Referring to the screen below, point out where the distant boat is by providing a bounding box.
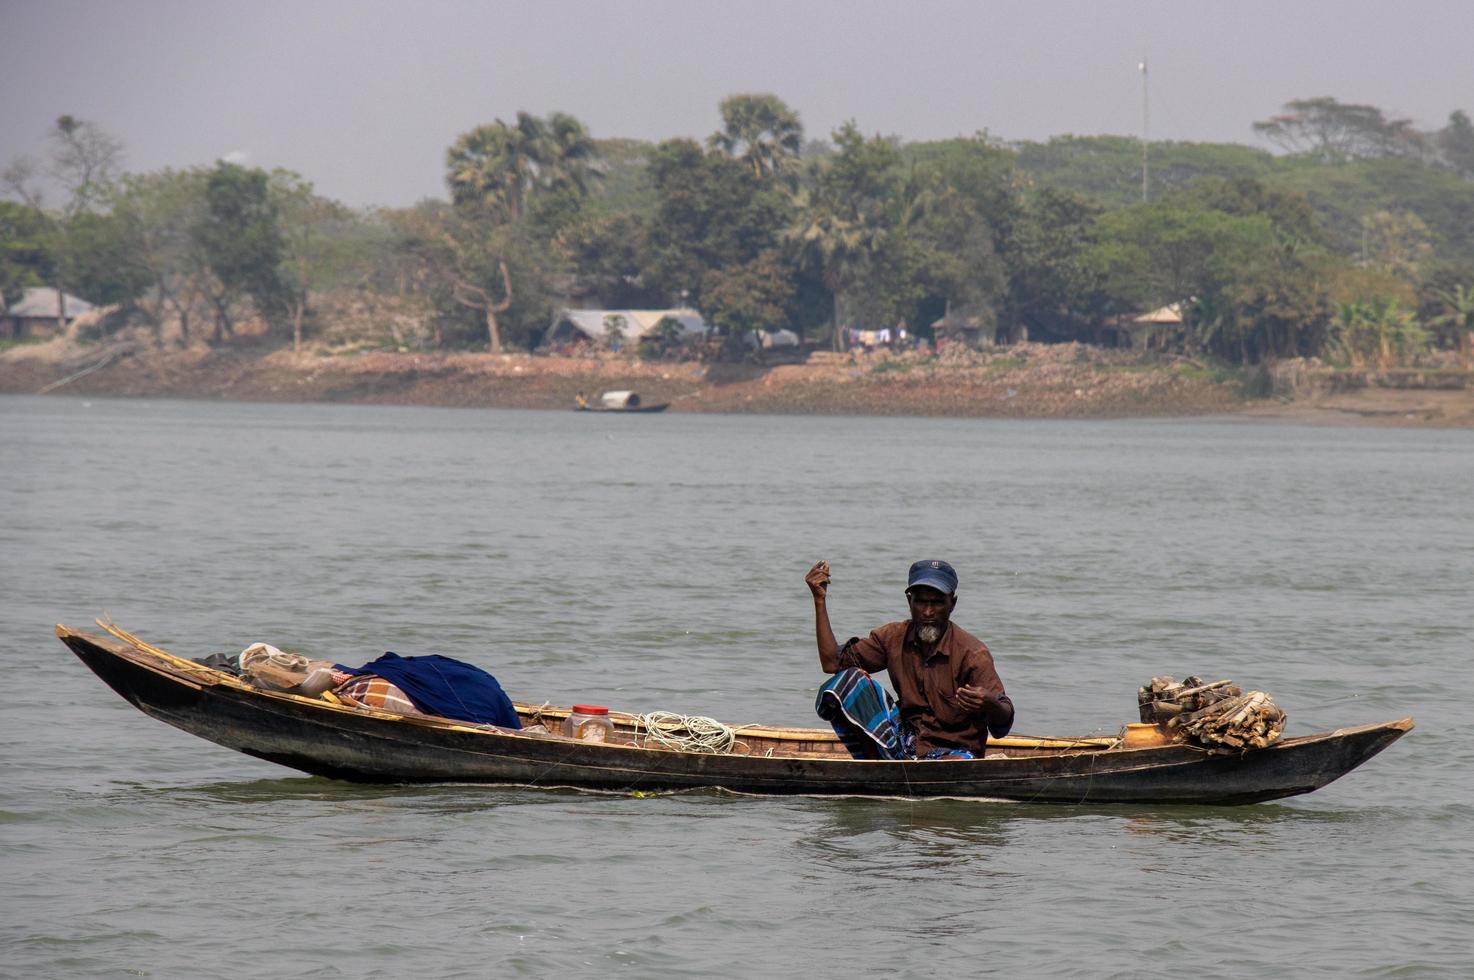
[58,624,1412,805]
[575,390,669,413]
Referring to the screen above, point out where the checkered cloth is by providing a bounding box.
[815,668,907,760]
[815,668,974,760]
[333,675,424,716]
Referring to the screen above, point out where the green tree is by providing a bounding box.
[446,113,544,222]
[1089,204,1271,311]
[400,201,555,352]
[1253,97,1427,162]
[271,172,360,353]
[542,112,601,198]
[2,115,126,329]
[1267,157,1474,267]
[444,215,516,353]
[1331,297,1427,369]
[788,205,874,349]
[443,112,599,351]
[0,200,54,307]
[1438,110,1474,178]
[1178,176,1325,246]
[1175,177,1340,360]
[198,162,288,340]
[638,315,696,361]
[601,312,627,351]
[1360,209,1434,281]
[1197,243,1337,363]
[446,111,598,224]
[899,137,1016,337]
[644,137,793,311]
[110,168,212,343]
[64,209,152,307]
[847,224,930,334]
[708,93,804,181]
[997,187,1104,343]
[1013,135,1273,207]
[1428,283,1474,368]
[556,210,663,308]
[787,121,901,349]
[1084,195,1346,363]
[700,249,795,337]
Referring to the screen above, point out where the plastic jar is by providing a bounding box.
[566,704,614,742]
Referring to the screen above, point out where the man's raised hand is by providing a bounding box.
[806,560,832,599]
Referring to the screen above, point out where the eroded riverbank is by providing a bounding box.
[3,336,1471,426]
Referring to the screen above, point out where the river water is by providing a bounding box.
[1,394,1470,978]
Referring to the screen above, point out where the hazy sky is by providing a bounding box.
[3,0,1471,207]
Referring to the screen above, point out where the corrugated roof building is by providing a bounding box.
[544,308,708,348]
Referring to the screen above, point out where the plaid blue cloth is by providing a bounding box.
[816,668,907,759]
[815,668,975,761]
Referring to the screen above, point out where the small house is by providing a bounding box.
[1117,302,1187,351]
[3,287,96,340]
[931,310,1018,348]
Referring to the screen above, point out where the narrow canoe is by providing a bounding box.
[574,403,670,413]
[57,625,1413,805]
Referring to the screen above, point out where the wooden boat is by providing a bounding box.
[57,624,1412,805]
[575,390,669,413]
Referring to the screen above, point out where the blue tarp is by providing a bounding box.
[342,653,521,729]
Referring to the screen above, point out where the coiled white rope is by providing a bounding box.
[636,711,738,754]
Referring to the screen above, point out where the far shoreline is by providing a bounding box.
[3,339,1471,429]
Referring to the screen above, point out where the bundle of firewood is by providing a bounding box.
[1137,675,1287,753]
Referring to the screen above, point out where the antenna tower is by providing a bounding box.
[1140,56,1150,202]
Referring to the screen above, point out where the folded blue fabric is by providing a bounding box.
[342,652,520,729]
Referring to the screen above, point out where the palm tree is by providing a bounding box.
[785,122,900,350]
[445,114,546,221]
[442,112,601,353]
[709,94,803,180]
[447,125,511,215]
[1429,283,1474,370]
[446,112,601,221]
[788,200,879,351]
[543,112,600,197]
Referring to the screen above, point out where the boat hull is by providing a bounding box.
[60,626,1412,804]
[575,404,669,413]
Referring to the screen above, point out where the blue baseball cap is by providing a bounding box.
[907,560,958,595]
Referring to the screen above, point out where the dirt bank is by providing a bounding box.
[3,335,1471,427]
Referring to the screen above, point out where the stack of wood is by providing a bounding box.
[1137,675,1287,753]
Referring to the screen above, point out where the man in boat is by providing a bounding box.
[806,559,1013,760]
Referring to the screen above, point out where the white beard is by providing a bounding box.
[917,624,942,645]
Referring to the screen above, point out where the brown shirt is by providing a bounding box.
[837,621,1012,754]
